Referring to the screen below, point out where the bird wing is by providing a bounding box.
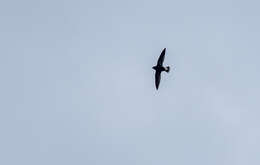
[155,71,161,90]
[157,48,166,66]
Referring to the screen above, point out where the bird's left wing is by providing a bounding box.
[157,48,166,66]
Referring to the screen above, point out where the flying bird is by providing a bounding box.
[152,48,170,90]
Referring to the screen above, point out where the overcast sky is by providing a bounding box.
[1,0,260,164]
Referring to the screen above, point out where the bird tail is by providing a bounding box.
[165,66,170,73]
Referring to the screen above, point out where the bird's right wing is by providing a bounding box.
[155,71,161,90]
[157,48,166,66]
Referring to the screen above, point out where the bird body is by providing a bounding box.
[152,48,170,90]
[152,66,170,72]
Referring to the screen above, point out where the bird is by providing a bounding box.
[152,48,170,90]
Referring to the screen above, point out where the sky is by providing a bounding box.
[0,0,260,164]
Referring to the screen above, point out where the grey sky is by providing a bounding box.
[1,0,260,164]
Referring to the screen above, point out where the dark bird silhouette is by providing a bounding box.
[152,48,170,90]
